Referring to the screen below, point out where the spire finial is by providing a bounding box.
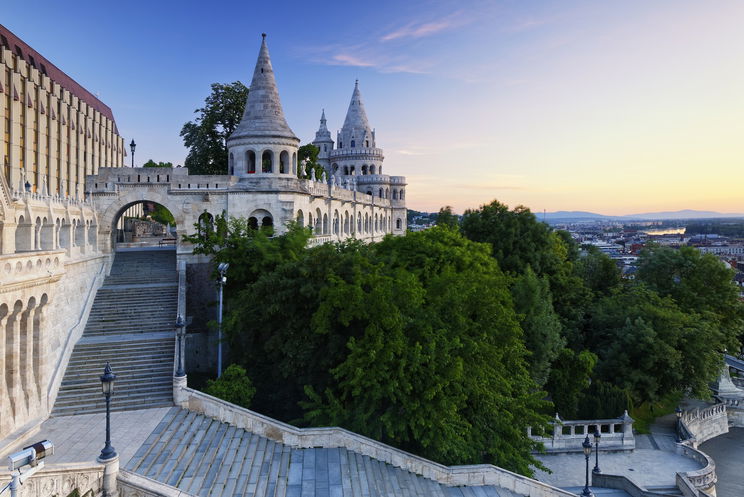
[355,79,359,88]
[262,33,267,40]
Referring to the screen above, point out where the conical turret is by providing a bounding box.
[338,80,375,150]
[228,34,299,142]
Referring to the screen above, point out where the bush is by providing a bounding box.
[203,364,256,408]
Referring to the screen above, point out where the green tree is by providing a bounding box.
[460,200,561,276]
[148,204,175,227]
[435,206,459,229]
[544,349,597,419]
[204,364,256,407]
[181,82,249,175]
[588,285,724,404]
[511,267,565,387]
[636,245,744,348]
[297,144,325,179]
[575,246,621,296]
[142,159,174,168]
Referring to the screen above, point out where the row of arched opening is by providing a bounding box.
[14,215,97,253]
[229,150,297,175]
[362,188,405,200]
[0,294,49,429]
[332,164,382,176]
[296,209,400,236]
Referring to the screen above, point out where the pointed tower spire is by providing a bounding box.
[228,34,298,142]
[342,80,371,133]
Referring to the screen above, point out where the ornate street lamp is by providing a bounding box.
[217,262,229,378]
[130,139,136,168]
[592,430,601,473]
[581,435,593,497]
[175,315,186,377]
[98,363,117,461]
[675,406,683,442]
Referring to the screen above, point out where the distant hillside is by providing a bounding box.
[544,209,744,223]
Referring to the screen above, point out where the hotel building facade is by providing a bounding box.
[0,24,125,198]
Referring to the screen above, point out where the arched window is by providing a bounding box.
[262,150,273,173]
[366,189,372,196]
[365,140,369,147]
[379,188,384,198]
[280,151,289,174]
[262,216,273,228]
[332,163,339,173]
[351,140,355,148]
[199,212,214,234]
[292,152,297,175]
[396,218,402,230]
[229,153,234,175]
[316,208,322,235]
[385,188,390,199]
[308,213,313,230]
[350,166,355,175]
[370,165,376,175]
[374,214,379,232]
[362,165,368,175]
[247,150,256,174]
[344,212,350,234]
[357,213,362,233]
[400,189,405,200]
[344,166,349,175]
[333,210,340,235]
[296,210,304,227]
[248,217,259,230]
[392,189,398,200]
[323,214,329,234]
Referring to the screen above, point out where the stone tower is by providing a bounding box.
[227,34,300,177]
[329,80,384,179]
[312,109,334,174]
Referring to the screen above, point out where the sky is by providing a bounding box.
[4,0,743,215]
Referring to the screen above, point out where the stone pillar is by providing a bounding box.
[97,455,119,497]
[6,302,26,424]
[0,306,9,437]
[21,301,38,416]
[1,221,17,254]
[173,375,188,409]
[33,298,48,412]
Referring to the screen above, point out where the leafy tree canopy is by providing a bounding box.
[297,144,325,179]
[142,159,174,168]
[181,82,249,175]
[204,364,256,407]
[435,206,459,229]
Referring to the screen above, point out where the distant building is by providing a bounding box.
[0,24,125,198]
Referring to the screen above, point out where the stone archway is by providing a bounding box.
[97,192,189,252]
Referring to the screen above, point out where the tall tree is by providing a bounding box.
[181,82,248,175]
[435,206,459,229]
[297,144,325,179]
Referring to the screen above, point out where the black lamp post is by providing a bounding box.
[675,406,683,442]
[130,139,136,168]
[217,262,229,378]
[99,363,117,461]
[592,430,601,473]
[581,435,593,497]
[175,315,186,377]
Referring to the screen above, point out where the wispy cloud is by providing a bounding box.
[302,43,433,74]
[503,19,549,33]
[330,54,376,67]
[381,19,457,42]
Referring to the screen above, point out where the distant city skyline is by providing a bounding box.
[4,0,743,215]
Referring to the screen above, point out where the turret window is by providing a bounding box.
[262,150,273,173]
[351,140,355,148]
[366,140,369,147]
[247,150,256,173]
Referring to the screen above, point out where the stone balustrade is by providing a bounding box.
[172,386,576,497]
[118,469,198,497]
[676,441,717,492]
[679,404,728,446]
[528,412,635,453]
[0,462,104,497]
[0,250,66,289]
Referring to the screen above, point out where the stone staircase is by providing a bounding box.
[125,407,511,497]
[51,248,177,417]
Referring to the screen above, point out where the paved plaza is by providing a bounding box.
[3,407,171,466]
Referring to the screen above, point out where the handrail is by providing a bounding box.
[175,387,577,497]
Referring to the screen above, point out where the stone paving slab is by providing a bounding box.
[533,448,702,488]
[2,407,171,466]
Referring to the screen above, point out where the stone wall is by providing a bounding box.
[529,412,634,453]
[680,404,728,446]
[0,249,109,441]
[0,462,104,497]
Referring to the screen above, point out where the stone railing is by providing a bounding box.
[118,469,197,497]
[679,404,728,446]
[0,166,11,210]
[0,462,103,497]
[528,412,634,452]
[675,441,717,493]
[173,386,576,497]
[592,472,670,497]
[0,250,66,290]
[307,235,334,247]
